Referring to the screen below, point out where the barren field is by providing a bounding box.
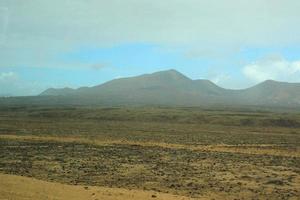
[0,173,196,200]
[0,106,300,199]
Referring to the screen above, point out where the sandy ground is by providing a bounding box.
[0,173,199,200]
[1,135,299,200]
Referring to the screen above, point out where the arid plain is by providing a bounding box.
[0,106,299,200]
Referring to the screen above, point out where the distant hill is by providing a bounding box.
[39,70,229,106]
[2,69,300,107]
[236,80,300,106]
[40,87,76,96]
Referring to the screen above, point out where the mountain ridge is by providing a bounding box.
[40,70,223,96]
[4,69,300,107]
[41,70,300,95]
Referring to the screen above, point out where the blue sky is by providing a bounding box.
[0,0,300,96]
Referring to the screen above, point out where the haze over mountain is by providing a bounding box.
[36,69,300,107]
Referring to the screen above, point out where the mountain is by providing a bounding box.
[40,87,76,96]
[2,69,300,107]
[40,70,229,106]
[236,80,300,106]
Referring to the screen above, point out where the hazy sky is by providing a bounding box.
[0,0,300,96]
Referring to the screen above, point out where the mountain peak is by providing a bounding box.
[38,69,300,107]
[262,79,277,84]
[40,87,75,96]
[259,79,295,87]
[149,69,190,81]
[158,69,182,74]
[164,69,181,73]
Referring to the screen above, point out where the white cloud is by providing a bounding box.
[0,0,300,68]
[0,71,17,81]
[0,71,48,96]
[211,74,230,85]
[243,57,300,83]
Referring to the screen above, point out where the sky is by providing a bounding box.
[0,0,300,96]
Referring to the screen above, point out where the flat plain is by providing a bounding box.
[0,106,299,199]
